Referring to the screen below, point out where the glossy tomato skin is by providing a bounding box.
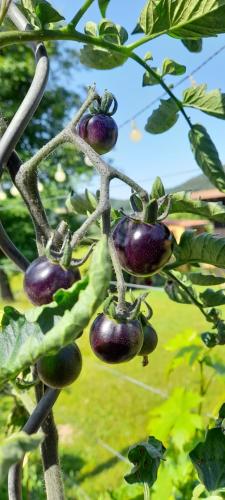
[138,323,158,356]
[113,217,173,276]
[90,313,143,364]
[78,113,118,154]
[37,343,82,389]
[24,256,80,306]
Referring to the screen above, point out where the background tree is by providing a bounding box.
[0,41,92,299]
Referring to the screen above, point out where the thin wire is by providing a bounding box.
[119,43,225,129]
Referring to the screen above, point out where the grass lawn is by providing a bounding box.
[1,274,225,499]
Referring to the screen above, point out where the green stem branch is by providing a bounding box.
[69,0,95,28]
[129,52,193,129]
[164,269,209,321]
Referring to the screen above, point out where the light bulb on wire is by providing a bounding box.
[84,154,93,167]
[0,187,6,201]
[10,185,19,197]
[55,164,66,183]
[38,181,44,192]
[130,120,142,142]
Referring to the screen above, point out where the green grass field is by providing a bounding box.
[1,274,225,499]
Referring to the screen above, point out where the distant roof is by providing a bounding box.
[191,189,225,200]
[167,219,208,227]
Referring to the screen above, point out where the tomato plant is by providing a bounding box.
[1,1,225,499]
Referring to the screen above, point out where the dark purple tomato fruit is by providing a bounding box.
[24,256,80,306]
[113,217,173,276]
[138,323,158,356]
[78,113,118,154]
[90,313,143,364]
[37,343,82,389]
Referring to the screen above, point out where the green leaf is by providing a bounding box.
[151,177,165,199]
[139,0,225,39]
[190,428,225,492]
[149,387,203,449]
[142,68,160,87]
[98,19,128,44]
[200,288,225,307]
[183,85,225,119]
[188,272,225,286]
[98,0,110,17]
[172,230,225,268]
[181,38,203,52]
[188,125,225,192]
[124,436,166,486]
[169,191,225,223]
[35,1,64,25]
[145,99,179,134]
[0,431,43,484]
[80,44,127,70]
[164,270,199,304]
[0,307,44,368]
[66,191,97,215]
[0,238,111,386]
[161,58,186,76]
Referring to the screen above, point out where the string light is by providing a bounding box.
[10,185,19,197]
[0,187,6,201]
[130,120,142,142]
[55,164,66,183]
[84,154,93,167]
[38,181,44,192]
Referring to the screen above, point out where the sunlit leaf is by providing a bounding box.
[171,230,225,269]
[168,191,225,223]
[145,99,179,134]
[139,0,225,39]
[183,85,225,119]
[161,58,186,76]
[189,124,225,192]
[149,387,203,449]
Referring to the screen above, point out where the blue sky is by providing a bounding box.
[51,0,225,199]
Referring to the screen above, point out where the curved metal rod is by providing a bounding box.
[0,2,51,263]
[0,2,49,171]
[8,388,60,500]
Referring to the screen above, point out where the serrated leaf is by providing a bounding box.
[139,0,225,39]
[183,85,225,119]
[35,0,64,25]
[161,58,186,76]
[145,99,179,134]
[190,428,225,492]
[125,436,166,486]
[80,44,127,70]
[0,238,111,386]
[181,38,203,52]
[151,177,165,198]
[188,272,225,286]
[171,230,225,268]
[98,0,110,17]
[0,431,43,484]
[189,125,225,192]
[142,68,160,87]
[98,19,128,44]
[149,387,203,449]
[200,288,225,307]
[169,191,225,223]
